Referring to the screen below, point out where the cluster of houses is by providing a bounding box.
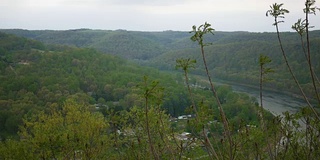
[178,114,194,120]
[169,114,195,122]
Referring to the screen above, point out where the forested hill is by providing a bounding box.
[1,29,319,159]
[2,29,320,60]
[0,29,192,60]
[2,29,320,96]
[149,31,320,98]
[0,32,265,140]
[0,32,192,137]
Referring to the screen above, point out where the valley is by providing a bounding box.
[0,27,319,159]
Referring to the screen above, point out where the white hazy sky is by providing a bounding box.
[0,0,319,32]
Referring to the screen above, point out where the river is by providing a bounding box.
[221,83,307,116]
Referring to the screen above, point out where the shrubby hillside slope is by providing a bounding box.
[2,29,319,96]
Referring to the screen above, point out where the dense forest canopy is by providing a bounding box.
[1,1,320,158]
[0,30,277,159]
[0,32,263,140]
[2,29,320,97]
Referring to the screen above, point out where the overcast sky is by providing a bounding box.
[1,0,319,32]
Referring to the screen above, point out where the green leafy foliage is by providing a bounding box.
[259,54,274,82]
[190,22,215,46]
[0,32,275,159]
[1,99,109,159]
[150,32,320,97]
[2,29,320,97]
[0,32,193,138]
[1,1,320,158]
[266,3,290,25]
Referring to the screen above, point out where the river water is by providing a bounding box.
[226,84,307,116]
[228,84,313,129]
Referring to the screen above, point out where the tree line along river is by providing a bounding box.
[219,82,307,116]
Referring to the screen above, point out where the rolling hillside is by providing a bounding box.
[2,29,320,96]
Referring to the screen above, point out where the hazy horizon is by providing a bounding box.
[4,28,320,34]
[1,0,320,32]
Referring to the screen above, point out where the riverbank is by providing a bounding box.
[191,74,309,115]
[213,79,307,115]
[212,78,309,102]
